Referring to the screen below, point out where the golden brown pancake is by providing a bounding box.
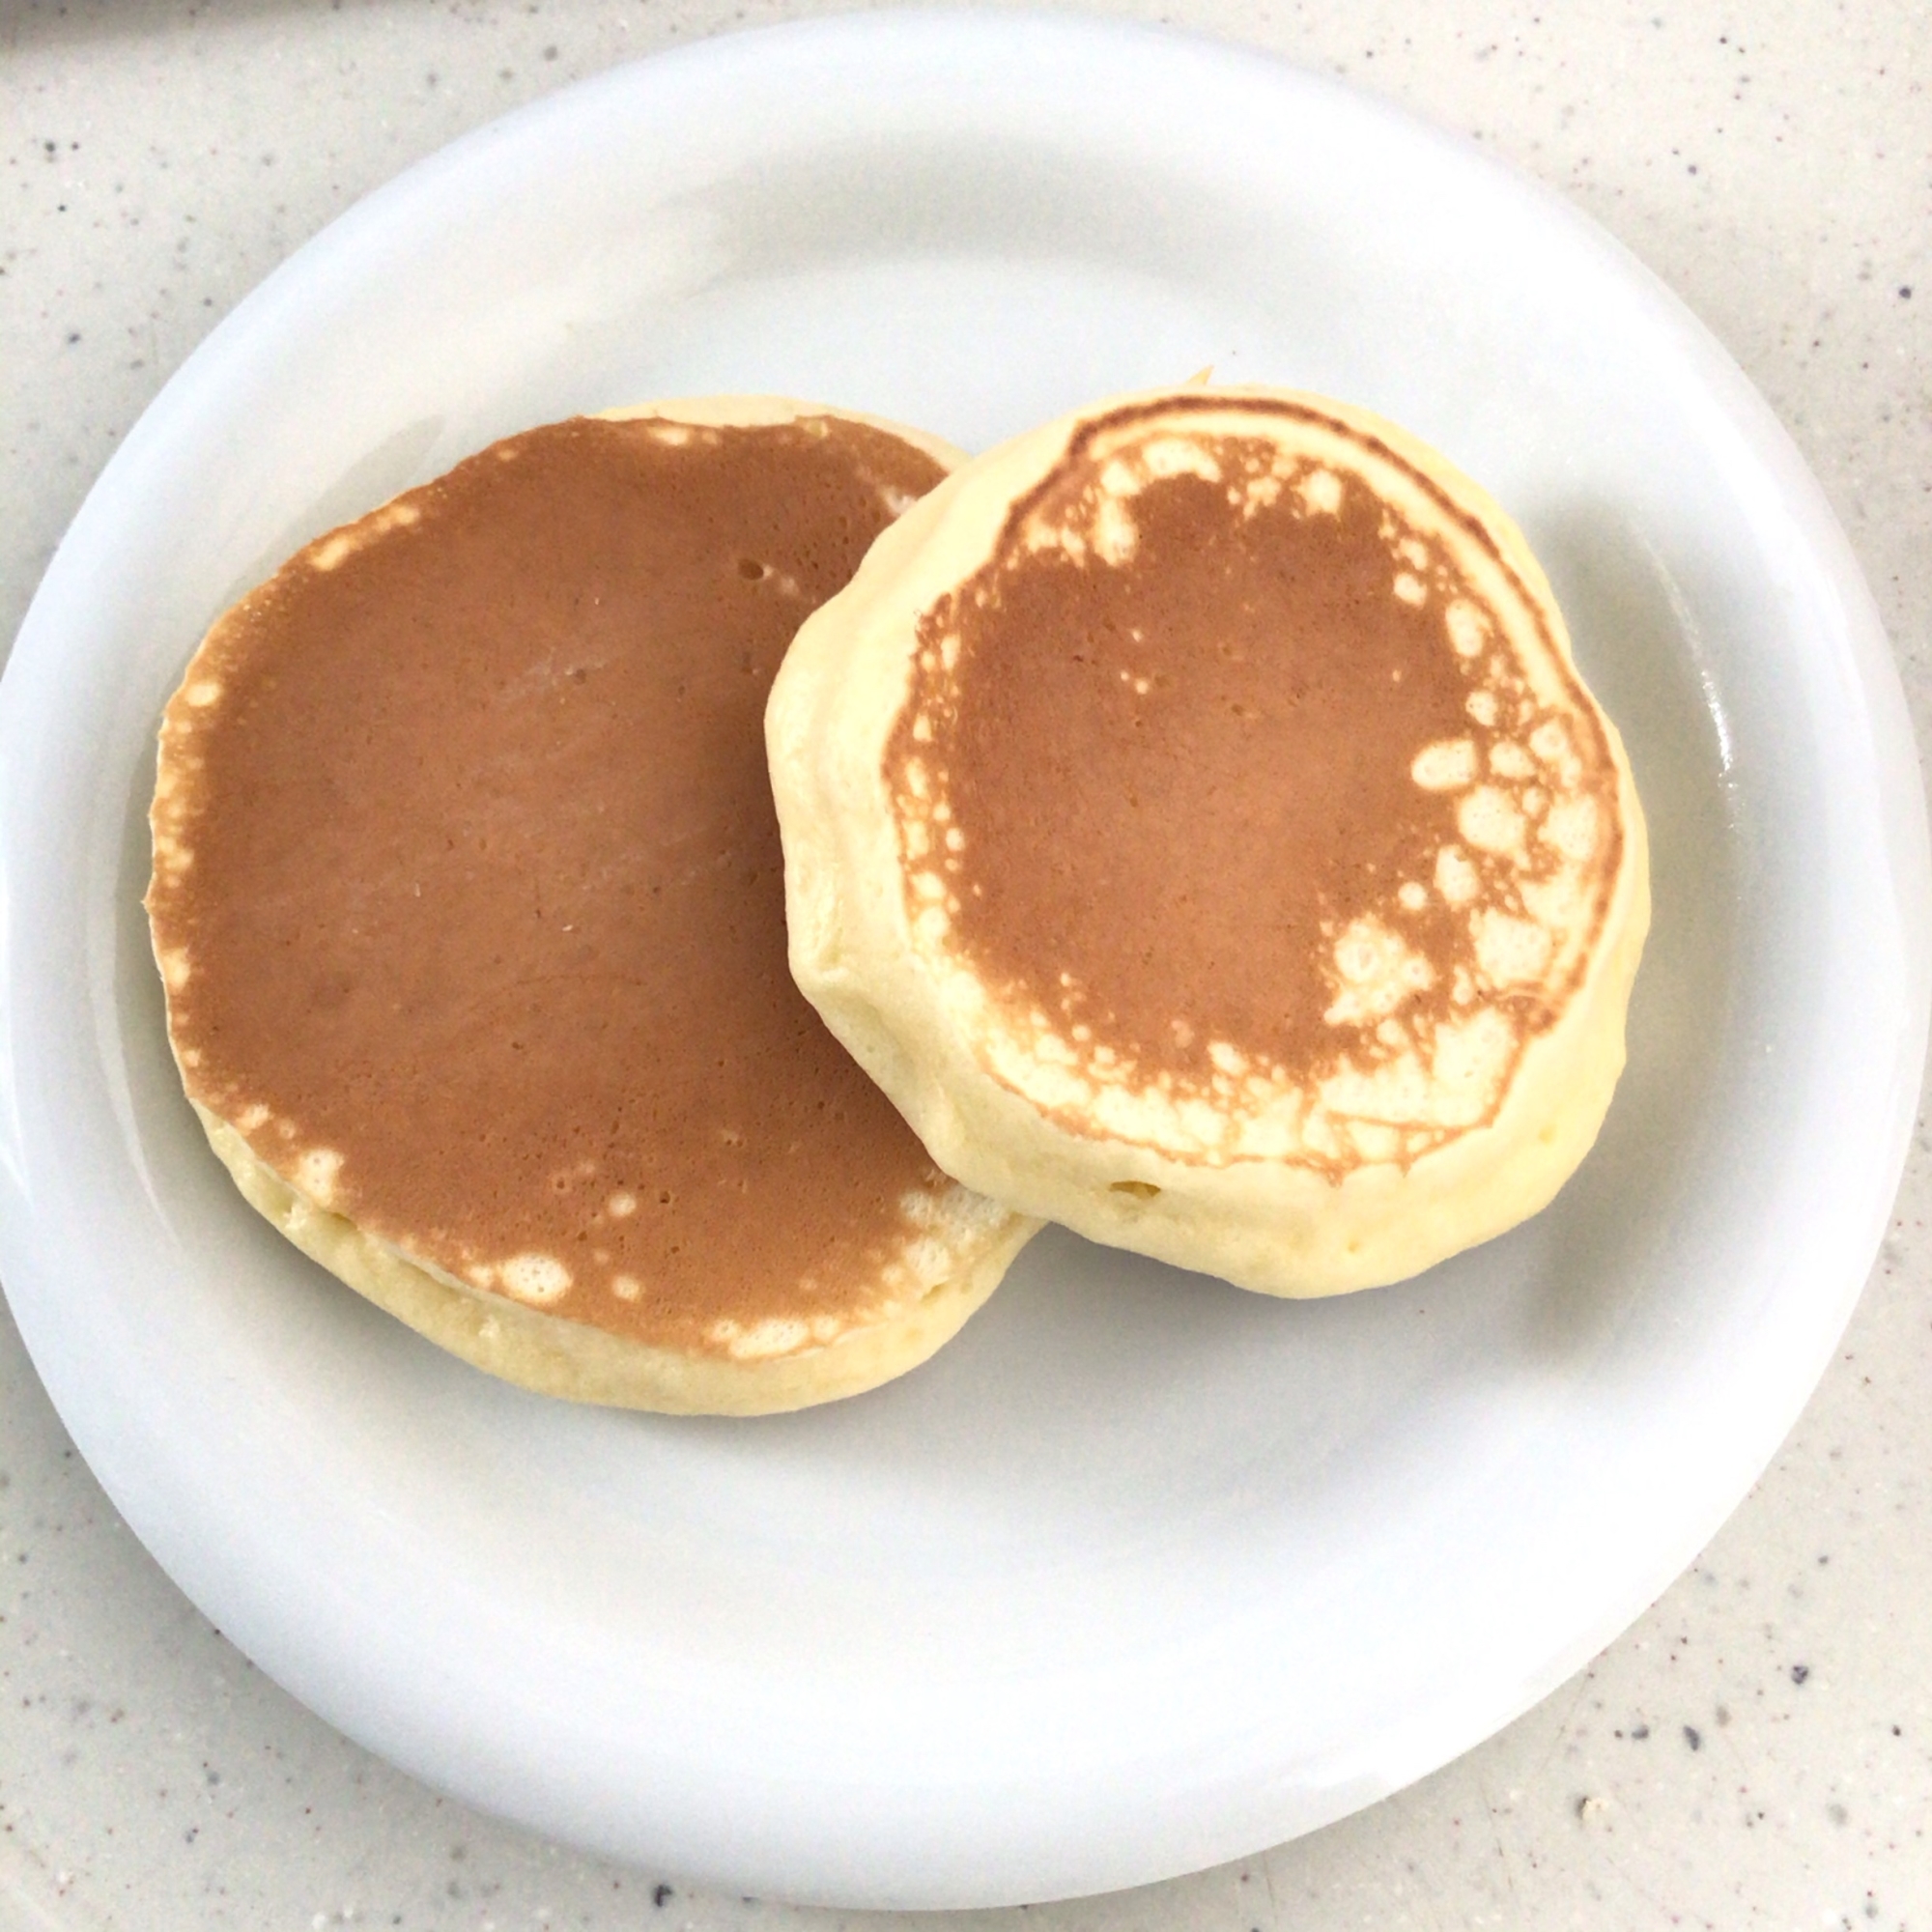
[148,399,1037,1411]
[767,386,1648,1294]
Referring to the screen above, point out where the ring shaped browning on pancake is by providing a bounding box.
[893,396,1622,1168]
[148,400,1037,1412]
[768,387,1649,1296]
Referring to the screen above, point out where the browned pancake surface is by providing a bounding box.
[151,413,956,1353]
[885,396,1624,1171]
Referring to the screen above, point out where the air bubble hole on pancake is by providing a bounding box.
[147,398,1037,1412]
[768,385,1649,1296]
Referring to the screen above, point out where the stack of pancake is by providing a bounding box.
[150,384,1646,1412]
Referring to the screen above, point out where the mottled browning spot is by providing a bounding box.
[884,397,1622,1173]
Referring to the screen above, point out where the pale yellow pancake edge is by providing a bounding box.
[197,1105,1037,1414]
[597,395,968,472]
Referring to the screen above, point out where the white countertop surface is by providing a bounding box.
[3,1,1928,1925]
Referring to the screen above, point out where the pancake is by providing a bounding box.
[147,398,1037,1413]
[767,386,1649,1295]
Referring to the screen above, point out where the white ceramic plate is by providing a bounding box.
[1,10,1924,1911]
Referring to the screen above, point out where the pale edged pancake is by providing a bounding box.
[148,398,1037,1413]
[767,385,1649,1295]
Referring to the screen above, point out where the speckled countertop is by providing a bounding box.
[3,1,1929,1926]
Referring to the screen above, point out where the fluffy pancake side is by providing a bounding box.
[768,386,1649,1295]
[148,398,1037,1412]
